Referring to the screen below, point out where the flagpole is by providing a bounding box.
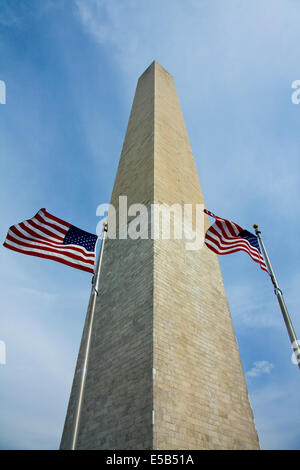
[253,224,300,370]
[70,221,108,450]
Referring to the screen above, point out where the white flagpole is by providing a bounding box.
[253,224,300,371]
[71,221,108,450]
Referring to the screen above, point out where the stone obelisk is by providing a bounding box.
[60,61,259,450]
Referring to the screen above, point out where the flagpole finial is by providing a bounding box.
[103,221,108,232]
[253,224,261,234]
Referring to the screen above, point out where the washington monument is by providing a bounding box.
[60,61,259,450]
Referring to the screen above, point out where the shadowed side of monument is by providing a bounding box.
[60,64,155,450]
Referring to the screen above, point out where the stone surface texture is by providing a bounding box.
[60,62,259,450]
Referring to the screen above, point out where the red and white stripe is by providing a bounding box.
[204,209,268,273]
[3,208,96,273]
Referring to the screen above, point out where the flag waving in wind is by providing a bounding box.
[204,209,268,273]
[3,208,98,273]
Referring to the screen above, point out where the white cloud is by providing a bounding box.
[20,287,58,301]
[246,360,275,378]
[74,0,300,217]
[249,374,300,449]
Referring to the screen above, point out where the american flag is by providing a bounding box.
[204,209,268,273]
[3,208,98,273]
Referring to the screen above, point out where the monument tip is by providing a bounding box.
[139,60,172,79]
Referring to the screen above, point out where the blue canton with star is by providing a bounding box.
[238,229,261,252]
[63,225,98,252]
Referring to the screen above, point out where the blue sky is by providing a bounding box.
[1,0,300,450]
